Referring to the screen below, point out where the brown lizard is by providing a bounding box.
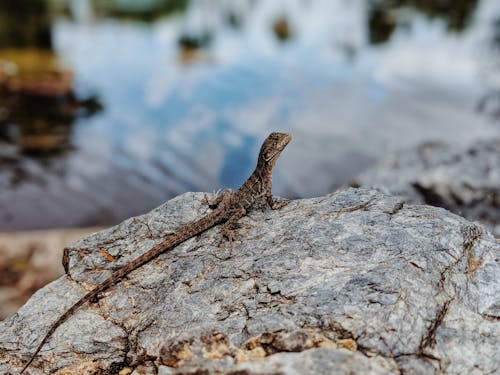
[21,132,291,373]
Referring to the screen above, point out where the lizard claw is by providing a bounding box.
[270,199,291,210]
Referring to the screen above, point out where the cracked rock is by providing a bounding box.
[0,188,499,374]
[351,138,500,236]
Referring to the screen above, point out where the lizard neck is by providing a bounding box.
[235,131,289,202]
[233,165,269,207]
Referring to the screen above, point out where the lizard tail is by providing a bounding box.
[21,268,126,373]
[21,209,224,372]
[20,287,97,373]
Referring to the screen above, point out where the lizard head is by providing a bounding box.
[258,132,292,169]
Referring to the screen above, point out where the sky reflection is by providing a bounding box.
[1,0,499,230]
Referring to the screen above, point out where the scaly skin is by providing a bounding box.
[21,132,291,373]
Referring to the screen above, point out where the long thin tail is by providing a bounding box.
[20,263,138,373]
[21,211,223,373]
[20,287,97,373]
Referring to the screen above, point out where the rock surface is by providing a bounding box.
[352,138,500,236]
[0,188,499,374]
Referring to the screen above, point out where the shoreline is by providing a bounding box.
[0,226,104,320]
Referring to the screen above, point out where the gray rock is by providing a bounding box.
[0,188,499,374]
[352,138,500,236]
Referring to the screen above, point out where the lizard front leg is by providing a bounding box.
[265,190,290,210]
[262,170,290,210]
[220,206,246,255]
[204,188,232,208]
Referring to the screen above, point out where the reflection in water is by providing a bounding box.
[61,0,189,22]
[478,15,500,119]
[272,16,294,41]
[0,0,102,191]
[391,0,479,31]
[368,6,397,44]
[0,0,499,230]
[92,0,188,22]
[0,49,101,157]
[368,0,479,44]
[0,1,51,48]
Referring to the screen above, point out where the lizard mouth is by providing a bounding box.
[265,154,278,162]
[265,134,291,162]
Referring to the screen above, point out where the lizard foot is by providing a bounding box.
[204,189,229,208]
[219,227,239,257]
[270,199,291,210]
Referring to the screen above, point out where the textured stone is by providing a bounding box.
[0,188,498,374]
[352,138,500,236]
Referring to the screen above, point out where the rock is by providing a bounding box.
[0,188,499,374]
[352,139,500,236]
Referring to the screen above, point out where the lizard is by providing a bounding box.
[20,131,292,373]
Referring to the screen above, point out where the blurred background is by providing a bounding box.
[0,0,499,316]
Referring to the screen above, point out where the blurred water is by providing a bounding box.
[1,0,500,230]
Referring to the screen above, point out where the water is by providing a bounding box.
[1,0,499,231]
